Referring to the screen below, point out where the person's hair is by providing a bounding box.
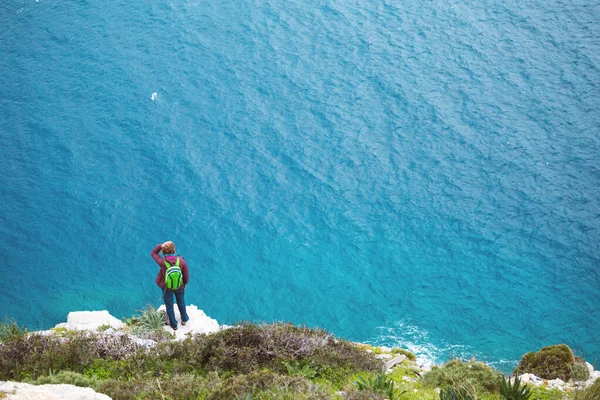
[161,241,176,254]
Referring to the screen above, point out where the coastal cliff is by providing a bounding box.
[0,307,598,400]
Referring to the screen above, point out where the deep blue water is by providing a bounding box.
[1,0,599,370]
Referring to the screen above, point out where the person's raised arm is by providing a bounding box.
[151,243,163,266]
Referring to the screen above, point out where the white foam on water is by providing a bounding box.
[367,320,469,369]
[368,320,520,373]
[151,92,157,101]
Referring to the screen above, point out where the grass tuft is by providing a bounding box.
[421,359,502,394]
[0,317,26,342]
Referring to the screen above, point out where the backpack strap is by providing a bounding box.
[164,256,180,268]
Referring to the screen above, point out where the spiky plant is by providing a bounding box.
[130,305,165,338]
[354,373,406,399]
[283,360,317,379]
[439,387,476,400]
[499,376,531,400]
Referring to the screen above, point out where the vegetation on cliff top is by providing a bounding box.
[0,314,598,399]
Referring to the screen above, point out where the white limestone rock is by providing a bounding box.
[54,310,124,331]
[547,378,565,389]
[531,374,543,383]
[158,304,220,340]
[586,362,594,377]
[584,370,600,387]
[0,381,111,400]
[520,374,543,386]
[376,353,393,360]
[384,355,407,370]
[109,331,156,348]
[420,364,432,373]
[518,373,530,383]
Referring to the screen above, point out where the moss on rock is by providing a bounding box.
[391,347,417,362]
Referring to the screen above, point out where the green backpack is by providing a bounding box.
[164,257,183,290]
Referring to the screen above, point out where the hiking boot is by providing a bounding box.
[181,320,187,326]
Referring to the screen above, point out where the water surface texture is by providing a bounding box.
[2,0,599,369]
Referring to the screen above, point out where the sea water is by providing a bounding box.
[1,0,599,371]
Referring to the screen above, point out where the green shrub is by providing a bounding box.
[0,317,26,342]
[439,387,476,400]
[83,359,123,380]
[26,370,100,388]
[526,386,566,400]
[422,359,502,394]
[0,320,386,399]
[195,322,381,375]
[513,344,575,381]
[572,360,590,382]
[0,331,141,381]
[97,373,241,400]
[205,370,331,400]
[499,376,531,400]
[314,364,357,388]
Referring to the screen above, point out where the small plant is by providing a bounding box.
[0,317,26,342]
[49,327,68,336]
[137,306,164,330]
[97,324,112,332]
[283,360,317,379]
[499,375,531,400]
[354,373,405,399]
[0,390,13,399]
[129,305,166,339]
[121,316,139,326]
[439,387,476,400]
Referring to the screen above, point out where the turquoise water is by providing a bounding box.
[1,0,599,370]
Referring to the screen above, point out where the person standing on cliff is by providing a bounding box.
[151,241,190,330]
